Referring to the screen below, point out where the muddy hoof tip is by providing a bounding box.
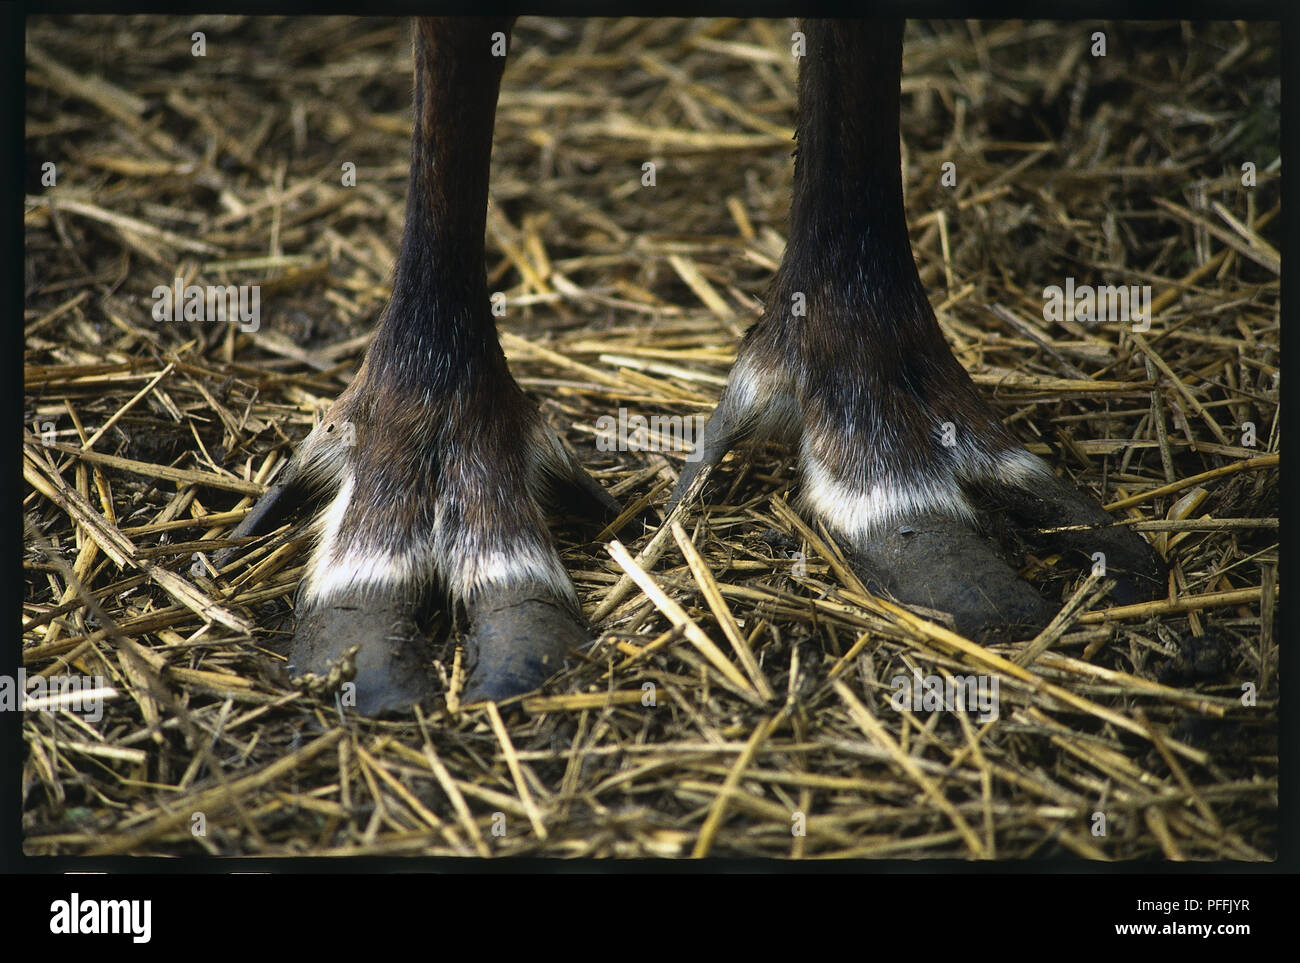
[290,596,438,716]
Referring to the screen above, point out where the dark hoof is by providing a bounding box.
[290,593,438,716]
[461,583,586,703]
[849,513,1055,639]
[982,473,1167,605]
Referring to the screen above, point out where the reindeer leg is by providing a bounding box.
[231,18,616,713]
[669,20,1164,640]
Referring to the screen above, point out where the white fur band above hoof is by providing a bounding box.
[798,450,976,542]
